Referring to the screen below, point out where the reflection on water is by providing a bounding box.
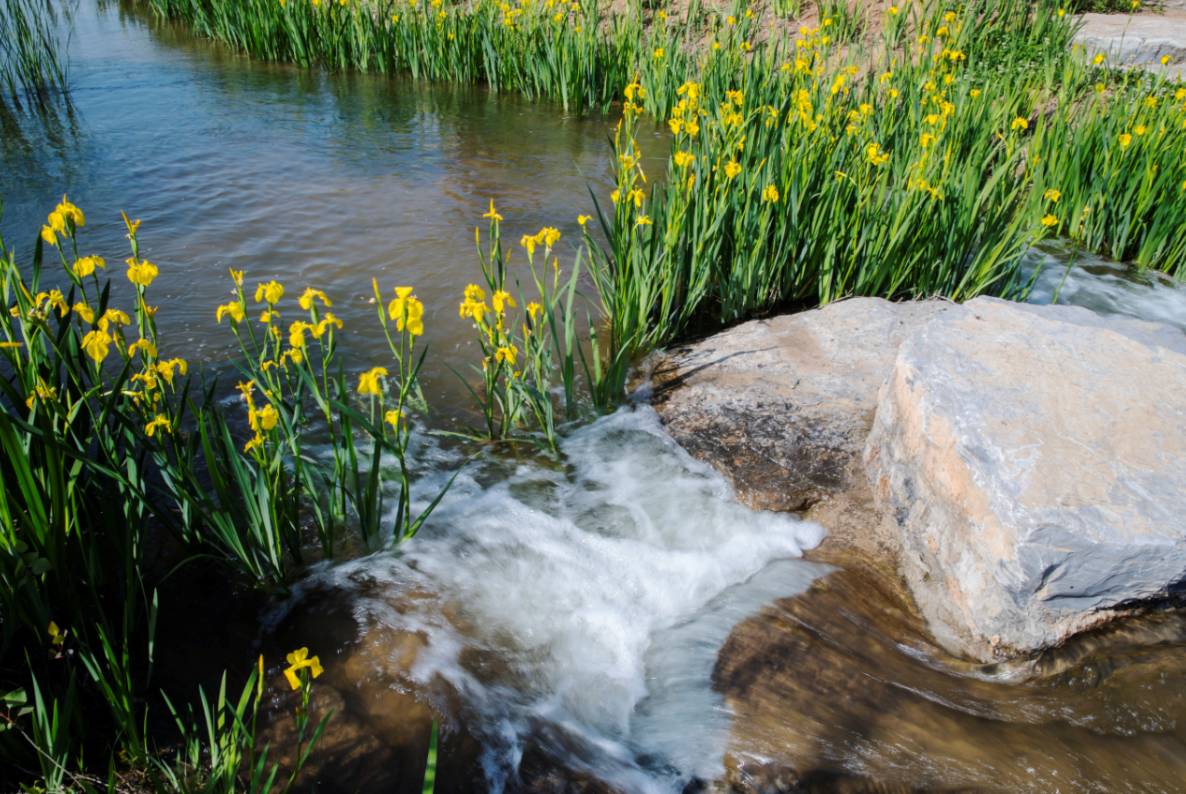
[0,0,666,416]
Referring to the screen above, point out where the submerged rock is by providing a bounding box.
[865,296,1186,660]
[257,583,487,793]
[714,567,1186,792]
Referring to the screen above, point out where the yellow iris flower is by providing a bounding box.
[299,288,332,311]
[254,280,285,304]
[156,358,188,386]
[126,258,159,288]
[283,647,324,690]
[145,416,173,438]
[82,330,111,364]
[494,345,518,366]
[217,301,246,324]
[388,287,425,336]
[72,256,106,278]
[483,199,504,222]
[358,366,388,396]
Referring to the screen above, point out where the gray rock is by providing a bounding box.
[650,297,950,514]
[865,296,1186,660]
[1074,10,1186,79]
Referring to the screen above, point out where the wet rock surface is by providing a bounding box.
[652,293,1186,791]
[714,567,1186,792]
[258,584,487,793]
[866,297,1186,660]
[653,295,1186,662]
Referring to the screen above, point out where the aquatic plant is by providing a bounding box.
[0,198,447,788]
[454,203,594,446]
[0,0,71,112]
[155,654,328,793]
[1030,66,1186,276]
[580,0,1186,358]
[143,0,648,111]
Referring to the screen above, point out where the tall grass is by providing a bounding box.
[142,0,1186,343]
[145,0,647,111]
[454,210,594,446]
[1030,68,1186,275]
[570,0,1186,387]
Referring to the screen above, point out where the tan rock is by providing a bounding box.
[651,297,950,518]
[866,297,1186,660]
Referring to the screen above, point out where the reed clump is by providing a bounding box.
[577,0,1186,389]
[0,199,448,789]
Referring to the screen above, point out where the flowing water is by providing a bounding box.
[4,4,1186,792]
[1024,242,1186,333]
[267,408,827,792]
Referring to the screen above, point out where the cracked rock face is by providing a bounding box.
[865,297,1186,661]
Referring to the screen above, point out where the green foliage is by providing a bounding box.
[581,0,1185,368]
[421,720,438,794]
[454,211,595,447]
[0,197,449,788]
[819,0,863,43]
[144,0,644,112]
[155,664,328,793]
[1030,71,1186,275]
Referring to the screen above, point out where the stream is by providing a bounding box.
[3,3,1186,791]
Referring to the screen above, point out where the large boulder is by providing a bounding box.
[650,297,949,516]
[865,297,1186,660]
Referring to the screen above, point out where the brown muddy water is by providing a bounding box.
[4,3,1186,792]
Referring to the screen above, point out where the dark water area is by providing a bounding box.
[5,4,1186,793]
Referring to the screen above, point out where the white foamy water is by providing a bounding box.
[1025,244,1186,333]
[289,406,826,791]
